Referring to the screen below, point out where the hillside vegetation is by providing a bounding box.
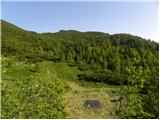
[1,20,159,118]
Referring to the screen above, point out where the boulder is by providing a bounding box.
[84,100,101,109]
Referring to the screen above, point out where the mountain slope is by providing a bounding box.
[1,19,159,119]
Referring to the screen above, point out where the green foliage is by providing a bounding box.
[1,57,66,119]
[1,20,159,119]
[119,58,159,119]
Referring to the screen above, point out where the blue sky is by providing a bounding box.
[1,1,159,42]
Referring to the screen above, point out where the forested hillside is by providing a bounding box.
[1,20,159,118]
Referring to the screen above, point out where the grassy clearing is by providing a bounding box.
[64,80,119,119]
[36,61,120,118]
[37,61,119,118]
[37,61,79,81]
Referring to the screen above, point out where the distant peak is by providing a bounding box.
[59,30,81,33]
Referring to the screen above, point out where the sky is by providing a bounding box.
[1,1,159,42]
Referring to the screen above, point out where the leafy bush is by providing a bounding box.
[78,71,128,85]
[1,60,66,119]
[78,72,107,83]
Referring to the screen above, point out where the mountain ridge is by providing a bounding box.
[1,19,156,42]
